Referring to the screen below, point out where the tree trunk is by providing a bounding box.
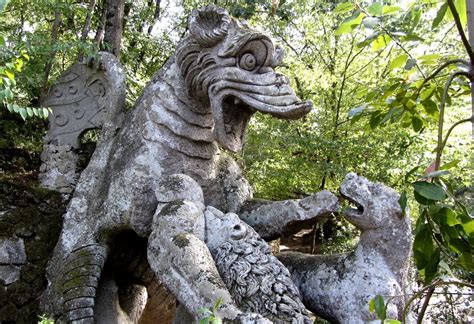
[94,0,107,48]
[102,0,125,58]
[42,8,62,95]
[147,0,161,35]
[78,0,97,62]
[467,0,474,137]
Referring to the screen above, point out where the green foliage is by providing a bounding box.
[368,294,401,323]
[198,297,223,324]
[413,176,473,284]
[38,315,54,324]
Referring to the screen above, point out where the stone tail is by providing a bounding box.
[61,244,107,323]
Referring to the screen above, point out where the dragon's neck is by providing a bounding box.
[137,60,221,180]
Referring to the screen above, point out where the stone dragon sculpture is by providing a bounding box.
[278,173,413,323]
[41,6,339,323]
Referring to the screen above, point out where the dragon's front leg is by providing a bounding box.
[61,243,108,323]
[148,174,269,323]
[148,199,244,321]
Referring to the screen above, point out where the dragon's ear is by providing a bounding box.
[188,5,231,47]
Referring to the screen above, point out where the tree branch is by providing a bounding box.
[447,0,474,63]
[417,59,470,93]
[439,116,473,158]
[402,280,474,323]
[434,70,472,170]
[416,286,436,324]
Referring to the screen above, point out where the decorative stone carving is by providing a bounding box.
[38,52,125,194]
[205,206,312,323]
[278,173,413,323]
[41,5,341,322]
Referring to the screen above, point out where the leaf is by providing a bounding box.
[424,248,440,284]
[385,320,402,324]
[382,6,401,15]
[413,181,446,201]
[4,69,14,81]
[198,308,212,316]
[422,170,450,178]
[432,3,448,29]
[404,58,417,70]
[335,23,352,35]
[369,297,375,313]
[335,12,365,35]
[399,191,407,216]
[422,99,438,115]
[19,107,27,120]
[457,252,474,270]
[210,318,222,324]
[389,54,408,70]
[440,159,460,170]
[213,297,222,310]
[368,2,383,16]
[420,84,436,101]
[402,33,425,42]
[369,112,382,129]
[372,294,386,319]
[411,116,423,132]
[372,34,391,51]
[438,207,458,226]
[6,103,13,113]
[334,2,354,14]
[42,107,50,118]
[418,54,441,63]
[26,107,34,117]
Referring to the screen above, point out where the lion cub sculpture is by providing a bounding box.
[278,173,413,323]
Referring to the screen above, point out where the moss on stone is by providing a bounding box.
[159,200,185,217]
[172,233,190,248]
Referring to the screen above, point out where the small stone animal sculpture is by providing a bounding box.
[278,173,413,323]
[205,206,312,324]
[42,5,339,323]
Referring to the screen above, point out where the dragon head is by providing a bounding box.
[176,6,312,152]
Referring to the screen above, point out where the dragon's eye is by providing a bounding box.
[239,53,257,71]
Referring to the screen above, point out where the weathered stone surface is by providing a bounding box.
[41,53,125,149]
[240,190,339,240]
[38,52,125,195]
[205,206,312,323]
[0,265,21,285]
[278,173,413,323]
[40,5,348,323]
[0,179,65,323]
[149,175,311,323]
[0,238,26,264]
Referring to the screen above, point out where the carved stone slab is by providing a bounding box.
[39,52,125,194]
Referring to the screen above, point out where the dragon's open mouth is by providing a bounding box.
[340,192,365,218]
[219,95,255,151]
[207,69,312,152]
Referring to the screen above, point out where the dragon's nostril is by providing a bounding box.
[233,224,241,231]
